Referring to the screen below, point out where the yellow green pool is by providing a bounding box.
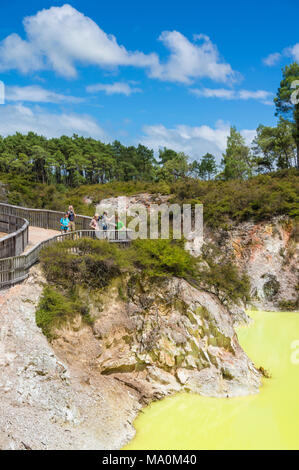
[125,311,299,450]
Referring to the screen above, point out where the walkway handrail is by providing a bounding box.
[0,213,29,259]
[0,228,132,289]
[0,202,92,231]
[0,202,134,289]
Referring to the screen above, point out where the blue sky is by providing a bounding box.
[0,0,298,161]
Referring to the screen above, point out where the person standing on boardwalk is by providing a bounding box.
[89,214,99,230]
[60,213,70,233]
[67,205,76,231]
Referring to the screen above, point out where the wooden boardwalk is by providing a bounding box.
[0,203,131,289]
[0,226,60,253]
[22,227,60,254]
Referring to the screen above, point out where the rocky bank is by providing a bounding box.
[87,275,261,399]
[0,263,261,449]
[207,217,298,311]
[0,192,297,449]
[96,193,298,311]
[0,268,140,450]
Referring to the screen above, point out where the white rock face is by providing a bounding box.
[93,276,261,400]
[2,213,294,449]
[0,264,261,449]
[0,267,140,450]
[96,193,171,217]
[96,193,204,254]
[206,217,298,311]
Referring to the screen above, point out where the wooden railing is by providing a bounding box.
[0,202,91,231]
[0,228,132,288]
[0,201,133,289]
[0,213,29,259]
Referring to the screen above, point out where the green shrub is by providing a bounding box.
[40,239,124,289]
[35,286,92,340]
[39,238,249,307]
[170,169,299,228]
[196,243,251,305]
[132,238,198,278]
[40,238,198,287]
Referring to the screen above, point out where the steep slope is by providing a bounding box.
[0,267,140,450]
[207,217,298,311]
[82,275,261,400]
[97,194,298,311]
[0,263,261,449]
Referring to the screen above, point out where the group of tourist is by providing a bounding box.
[60,206,126,238]
[89,212,125,238]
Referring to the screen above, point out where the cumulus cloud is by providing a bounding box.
[0,4,157,78]
[0,33,43,74]
[262,52,282,66]
[285,43,299,62]
[190,88,235,99]
[238,89,270,100]
[86,81,141,96]
[263,43,299,66]
[0,5,235,84]
[190,87,273,104]
[149,32,235,84]
[241,129,256,146]
[140,121,255,162]
[0,104,107,139]
[5,85,82,103]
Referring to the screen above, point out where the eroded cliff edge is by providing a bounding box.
[72,275,261,400]
[0,213,297,450]
[0,269,140,450]
[0,262,260,449]
[206,217,298,312]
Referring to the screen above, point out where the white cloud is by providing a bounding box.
[263,43,299,66]
[0,4,157,78]
[150,32,235,84]
[190,87,273,104]
[0,33,43,74]
[190,88,235,99]
[0,5,235,84]
[238,89,272,101]
[140,121,255,162]
[86,81,141,96]
[0,104,107,139]
[241,129,256,146]
[262,52,282,66]
[5,85,82,103]
[285,43,299,62]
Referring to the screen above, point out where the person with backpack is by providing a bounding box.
[67,205,76,231]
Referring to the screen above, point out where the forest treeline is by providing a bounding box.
[0,119,296,188]
[0,64,298,227]
[0,63,298,187]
